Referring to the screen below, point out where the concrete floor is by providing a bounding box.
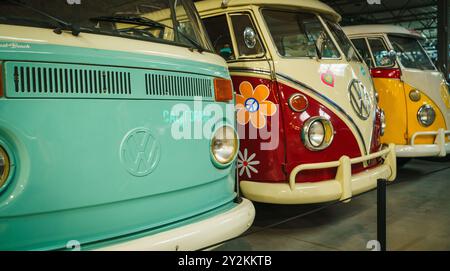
[218,159,450,251]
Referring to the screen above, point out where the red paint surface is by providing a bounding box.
[232,75,382,184]
[370,68,401,79]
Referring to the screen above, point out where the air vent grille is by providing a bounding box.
[12,64,131,95]
[4,61,215,101]
[145,74,212,98]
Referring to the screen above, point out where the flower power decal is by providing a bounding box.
[321,70,335,87]
[237,148,260,178]
[236,81,277,129]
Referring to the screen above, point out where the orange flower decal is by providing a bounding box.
[236,81,277,129]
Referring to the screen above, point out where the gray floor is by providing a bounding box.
[218,159,450,251]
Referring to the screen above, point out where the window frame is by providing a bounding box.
[201,14,237,61]
[201,10,268,63]
[367,36,396,68]
[228,12,267,61]
[350,37,375,67]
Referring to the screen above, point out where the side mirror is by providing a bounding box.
[243,27,256,49]
[388,50,397,62]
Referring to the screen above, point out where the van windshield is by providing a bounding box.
[262,9,340,59]
[325,20,361,62]
[0,0,212,51]
[388,35,435,71]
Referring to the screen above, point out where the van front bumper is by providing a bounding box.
[97,198,255,251]
[396,129,450,157]
[240,144,396,204]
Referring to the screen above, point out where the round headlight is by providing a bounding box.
[211,126,238,166]
[302,117,334,151]
[309,121,325,147]
[0,146,10,189]
[417,104,436,127]
[380,109,386,136]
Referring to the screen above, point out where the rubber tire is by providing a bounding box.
[397,158,412,167]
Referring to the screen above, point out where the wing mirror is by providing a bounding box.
[243,27,256,49]
[388,50,398,62]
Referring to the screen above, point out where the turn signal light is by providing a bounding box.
[409,89,421,102]
[214,78,233,102]
[289,94,309,112]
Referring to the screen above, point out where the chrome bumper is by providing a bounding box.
[396,129,450,157]
[240,144,396,204]
[97,198,255,251]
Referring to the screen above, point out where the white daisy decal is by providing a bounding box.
[237,148,260,178]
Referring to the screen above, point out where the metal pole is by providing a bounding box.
[437,0,449,81]
[377,179,387,251]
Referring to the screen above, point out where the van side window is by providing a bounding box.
[230,14,264,58]
[202,15,235,61]
[351,38,374,67]
[368,38,394,67]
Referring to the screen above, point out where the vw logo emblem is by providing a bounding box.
[348,79,373,120]
[120,128,161,177]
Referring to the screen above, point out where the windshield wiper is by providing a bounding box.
[6,0,81,36]
[90,15,205,52]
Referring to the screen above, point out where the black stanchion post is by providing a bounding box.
[377,179,387,251]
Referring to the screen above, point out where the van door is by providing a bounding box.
[202,12,285,183]
[365,36,409,145]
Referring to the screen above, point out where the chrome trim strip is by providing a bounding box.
[228,67,272,76]
[276,72,368,155]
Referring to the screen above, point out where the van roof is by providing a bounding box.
[342,24,424,39]
[195,0,341,21]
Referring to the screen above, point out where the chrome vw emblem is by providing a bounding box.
[120,128,160,177]
[348,79,373,120]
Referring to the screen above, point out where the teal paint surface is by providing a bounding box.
[0,41,229,79]
[0,41,237,250]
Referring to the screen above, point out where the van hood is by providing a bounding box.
[401,68,450,129]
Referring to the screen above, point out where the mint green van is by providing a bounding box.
[0,0,254,251]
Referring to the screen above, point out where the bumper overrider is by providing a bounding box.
[396,128,450,157]
[97,198,255,251]
[240,144,397,204]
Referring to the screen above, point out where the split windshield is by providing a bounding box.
[0,0,212,51]
[388,35,435,71]
[262,9,340,59]
[262,9,360,63]
[325,20,361,62]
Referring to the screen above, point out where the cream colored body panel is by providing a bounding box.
[196,0,341,21]
[98,198,255,251]
[0,24,226,68]
[344,24,423,39]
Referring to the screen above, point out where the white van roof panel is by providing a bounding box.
[343,24,424,39]
[195,0,341,21]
